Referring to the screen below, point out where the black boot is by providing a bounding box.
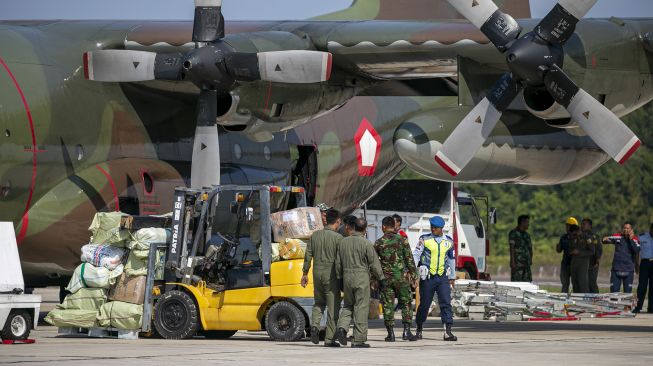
[385,325,395,342]
[443,324,457,342]
[351,343,371,348]
[415,324,423,340]
[334,327,348,346]
[402,324,418,341]
[310,326,320,344]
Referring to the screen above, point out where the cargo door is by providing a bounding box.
[457,197,486,274]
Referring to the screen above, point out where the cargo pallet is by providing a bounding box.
[57,327,140,340]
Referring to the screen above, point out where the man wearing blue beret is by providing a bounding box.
[412,216,457,341]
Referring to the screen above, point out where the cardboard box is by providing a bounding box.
[270,207,323,242]
[109,274,146,305]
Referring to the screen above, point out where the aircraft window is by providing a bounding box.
[4,129,10,137]
[264,146,271,161]
[142,172,154,194]
[76,144,85,161]
[458,199,484,238]
[1,180,11,198]
[234,144,242,160]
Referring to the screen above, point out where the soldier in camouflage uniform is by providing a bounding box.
[582,218,603,293]
[570,224,596,293]
[509,215,533,282]
[374,217,419,342]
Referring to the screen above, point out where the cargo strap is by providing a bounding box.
[80,262,89,288]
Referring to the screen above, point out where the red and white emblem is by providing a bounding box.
[354,118,382,176]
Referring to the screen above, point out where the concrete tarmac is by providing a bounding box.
[1,315,652,366]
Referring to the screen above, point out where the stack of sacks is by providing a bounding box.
[46,213,169,331]
[124,228,169,276]
[96,227,170,330]
[44,288,108,328]
[88,212,133,246]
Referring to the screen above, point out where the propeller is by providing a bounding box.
[83,0,333,188]
[436,0,641,177]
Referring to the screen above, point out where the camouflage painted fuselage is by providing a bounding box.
[1,12,653,286]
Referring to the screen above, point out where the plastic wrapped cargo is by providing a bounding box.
[66,263,124,294]
[259,243,281,263]
[124,252,148,277]
[59,288,108,311]
[44,309,99,328]
[270,207,323,242]
[80,244,127,270]
[129,228,170,251]
[88,212,132,246]
[97,301,143,330]
[279,238,306,260]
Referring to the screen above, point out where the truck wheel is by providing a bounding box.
[2,310,32,340]
[153,290,199,339]
[202,330,237,339]
[265,301,306,342]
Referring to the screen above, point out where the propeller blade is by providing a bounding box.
[544,65,641,164]
[84,50,155,82]
[435,73,522,176]
[191,89,221,189]
[535,0,598,44]
[192,0,224,43]
[84,50,184,82]
[446,0,521,51]
[257,51,332,84]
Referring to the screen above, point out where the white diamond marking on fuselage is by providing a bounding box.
[360,130,378,167]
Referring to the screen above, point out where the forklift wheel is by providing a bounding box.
[202,330,237,339]
[1,310,32,341]
[265,301,306,342]
[153,290,200,339]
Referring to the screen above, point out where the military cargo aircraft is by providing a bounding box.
[1,0,652,287]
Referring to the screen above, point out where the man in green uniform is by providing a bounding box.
[582,218,603,293]
[374,216,419,342]
[334,218,383,348]
[570,224,595,293]
[509,215,533,282]
[301,208,343,347]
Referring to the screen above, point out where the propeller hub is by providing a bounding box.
[506,32,564,87]
[182,42,235,90]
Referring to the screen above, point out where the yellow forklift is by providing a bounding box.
[140,185,317,341]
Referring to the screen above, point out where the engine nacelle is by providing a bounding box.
[523,87,571,120]
[393,107,608,185]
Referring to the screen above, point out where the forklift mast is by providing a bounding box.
[163,185,306,288]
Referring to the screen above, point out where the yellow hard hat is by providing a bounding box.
[566,217,579,226]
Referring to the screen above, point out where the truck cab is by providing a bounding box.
[357,180,493,280]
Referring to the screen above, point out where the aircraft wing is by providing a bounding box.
[123,20,497,81]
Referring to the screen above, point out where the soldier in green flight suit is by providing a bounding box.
[301,208,343,347]
[509,215,533,282]
[374,216,419,342]
[569,224,596,293]
[334,217,383,348]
